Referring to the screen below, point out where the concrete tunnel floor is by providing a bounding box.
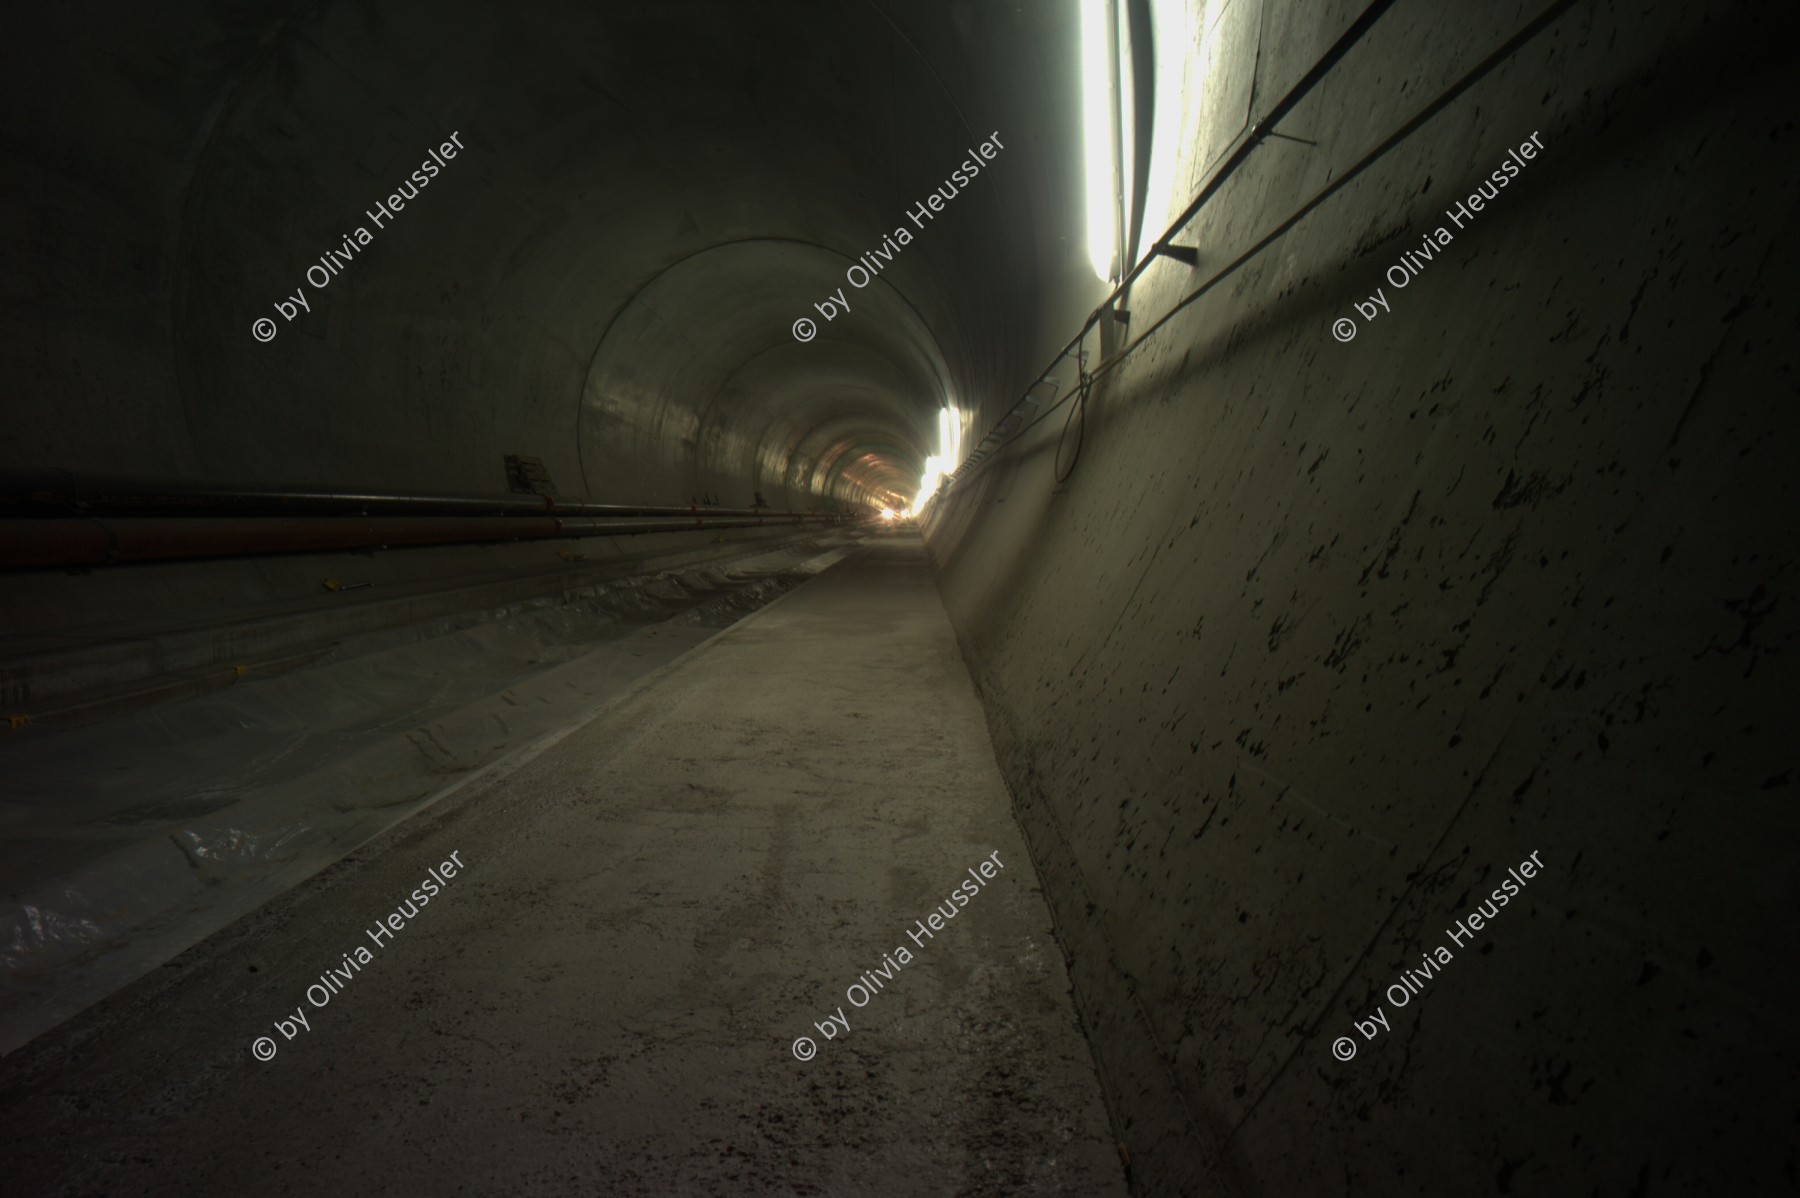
[0,534,1130,1196]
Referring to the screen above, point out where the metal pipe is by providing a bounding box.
[0,469,826,521]
[0,512,845,571]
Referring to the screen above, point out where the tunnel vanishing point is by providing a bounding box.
[1,1,1794,1195]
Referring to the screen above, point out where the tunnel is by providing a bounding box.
[1,0,1794,1194]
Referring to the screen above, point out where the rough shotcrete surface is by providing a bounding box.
[2,1,1098,513]
[0,539,1126,1197]
[926,1,1797,1194]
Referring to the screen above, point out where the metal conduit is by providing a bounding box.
[1,514,847,571]
[0,470,831,521]
[0,471,851,571]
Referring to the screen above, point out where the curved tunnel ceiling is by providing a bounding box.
[5,0,1108,512]
[577,240,948,509]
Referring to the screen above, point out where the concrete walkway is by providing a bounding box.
[0,534,1127,1196]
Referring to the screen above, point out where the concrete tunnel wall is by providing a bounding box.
[4,0,1796,1192]
[4,1,1103,513]
[923,0,1797,1193]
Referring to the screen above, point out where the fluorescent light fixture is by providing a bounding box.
[1116,0,1134,243]
[1082,0,1118,283]
[1137,1,1184,247]
[914,455,944,511]
[913,404,962,512]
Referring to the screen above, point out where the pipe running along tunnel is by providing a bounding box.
[1,1,1795,1195]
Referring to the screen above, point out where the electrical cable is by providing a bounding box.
[946,0,1578,492]
[1054,328,1092,484]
